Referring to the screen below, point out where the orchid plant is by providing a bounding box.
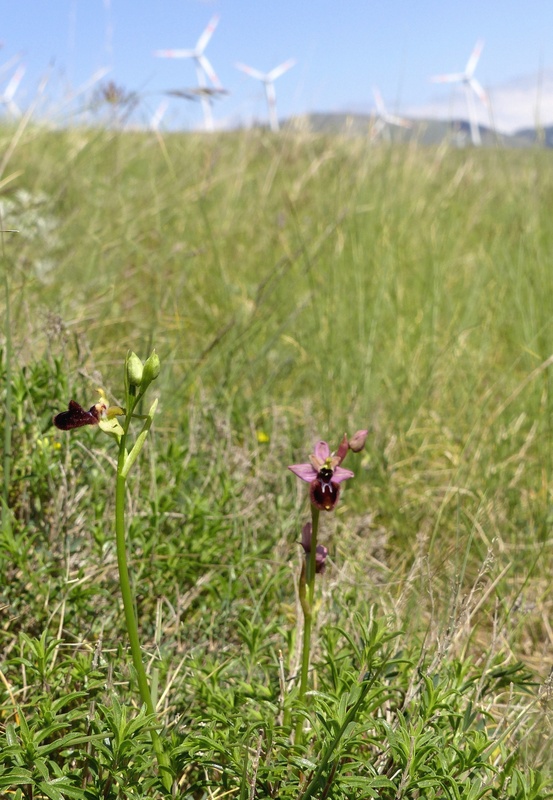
[53,350,172,792]
[289,430,367,739]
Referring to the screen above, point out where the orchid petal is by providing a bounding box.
[98,417,125,437]
[313,441,330,462]
[288,463,318,482]
[107,405,125,419]
[332,466,355,484]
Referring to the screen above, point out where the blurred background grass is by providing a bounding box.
[2,121,553,680]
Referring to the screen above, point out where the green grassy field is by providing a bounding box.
[1,118,553,797]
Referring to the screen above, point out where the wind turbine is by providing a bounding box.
[0,65,25,117]
[431,40,488,146]
[154,15,222,131]
[235,58,295,132]
[371,87,412,140]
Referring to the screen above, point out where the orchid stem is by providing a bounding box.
[115,399,172,792]
[2,251,12,534]
[295,506,319,744]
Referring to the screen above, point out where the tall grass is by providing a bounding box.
[4,123,553,605]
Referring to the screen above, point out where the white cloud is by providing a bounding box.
[405,70,553,134]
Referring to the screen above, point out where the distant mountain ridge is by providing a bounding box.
[283,111,551,147]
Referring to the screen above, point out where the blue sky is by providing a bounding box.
[2,0,553,132]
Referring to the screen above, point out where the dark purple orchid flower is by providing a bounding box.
[288,435,354,511]
[301,522,328,574]
[54,389,124,431]
[54,400,103,430]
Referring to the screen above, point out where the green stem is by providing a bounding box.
[2,259,12,530]
[307,507,319,609]
[115,403,171,792]
[295,506,320,743]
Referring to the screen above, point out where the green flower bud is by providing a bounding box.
[140,350,160,392]
[125,351,144,395]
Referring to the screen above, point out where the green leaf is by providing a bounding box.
[121,398,158,478]
[0,767,34,786]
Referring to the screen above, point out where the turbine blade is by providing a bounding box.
[198,55,221,87]
[235,62,266,81]
[385,112,412,128]
[465,39,484,77]
[373,87,411,128]
[469,77,488,105]
[0,53,22,81]
[154,49,195,59]
[431,72,465,84]
[196,14,220,54]
[268,58,296,81]
[4,65,25,100]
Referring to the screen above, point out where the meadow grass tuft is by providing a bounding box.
[1,119,553,796]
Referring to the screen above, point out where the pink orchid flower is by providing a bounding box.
[288,435,354,511]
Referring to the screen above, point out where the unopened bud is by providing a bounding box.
[349,429,368,452]
[335,433,349,463]
[126,351,144,393]
[141,350,161,391]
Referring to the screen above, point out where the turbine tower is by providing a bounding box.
[154,15,222,131]
[235,58,295,132]
[431,40,488,146]
[371,86,412,140]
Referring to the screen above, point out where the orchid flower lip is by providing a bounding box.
[53,400,100,430]
[310,477,340,511]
